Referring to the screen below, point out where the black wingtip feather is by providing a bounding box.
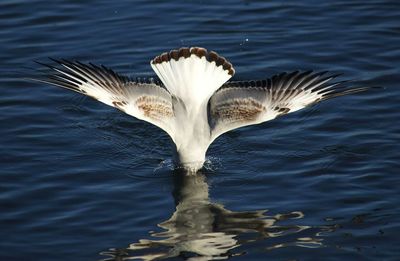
[320,86,377,101]
[31,58,165,91]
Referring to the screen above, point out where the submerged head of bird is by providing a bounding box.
[172,143,209,173]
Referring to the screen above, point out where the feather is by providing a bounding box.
[209,71,374,141]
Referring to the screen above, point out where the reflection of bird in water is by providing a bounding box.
[32,47,374,172]
[100,171,331,260]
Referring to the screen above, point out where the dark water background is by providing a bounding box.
[1,0,399,260]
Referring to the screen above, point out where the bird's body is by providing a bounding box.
[33,47,372,172]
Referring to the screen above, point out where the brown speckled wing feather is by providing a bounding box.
[32,59,175,137]
[209,71,372,140]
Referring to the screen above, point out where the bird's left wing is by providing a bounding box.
[209,71,371,141]
[32,59,175,138]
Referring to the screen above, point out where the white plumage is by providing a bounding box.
[32,47,372,172]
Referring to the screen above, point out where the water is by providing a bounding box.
[1,0,399,260]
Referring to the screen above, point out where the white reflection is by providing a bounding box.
[100,171,330,260]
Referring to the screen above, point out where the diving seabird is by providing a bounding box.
[32,47,372,172]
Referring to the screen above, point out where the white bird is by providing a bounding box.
[33,47,372,172]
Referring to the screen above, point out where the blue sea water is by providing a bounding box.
[1,0,399,260]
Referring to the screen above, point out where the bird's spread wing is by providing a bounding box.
[209,71,371,140]
[32,59,175,137]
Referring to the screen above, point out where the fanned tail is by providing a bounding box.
[150,47,234,106]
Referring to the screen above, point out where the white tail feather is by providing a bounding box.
[150,47,234,106]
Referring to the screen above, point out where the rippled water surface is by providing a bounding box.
[1,1,400,260]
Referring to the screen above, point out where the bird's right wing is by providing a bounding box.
[209,71,372,141]
[32,59,175,138]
